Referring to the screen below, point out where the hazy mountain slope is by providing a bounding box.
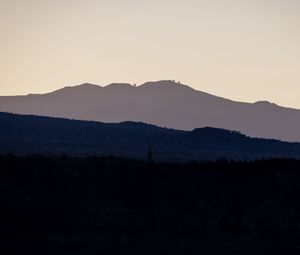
[0,80,299,142]
[1,112,300,161]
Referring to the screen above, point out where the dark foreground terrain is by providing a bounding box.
[1,155,300,254]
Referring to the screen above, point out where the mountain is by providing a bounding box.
[0,80,300,142]
[1,112,300,161]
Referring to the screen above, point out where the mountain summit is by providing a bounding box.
[0,80,299,142]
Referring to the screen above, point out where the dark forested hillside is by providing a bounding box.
[2,155,300,254]
[1,112,300,161]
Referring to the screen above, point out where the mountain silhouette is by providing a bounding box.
[0,80,299,142]
[1,112,300,161]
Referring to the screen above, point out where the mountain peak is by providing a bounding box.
[105,83,133,89]
[140,80,194,91]
[254,101,278,107]
[78,82,101,87]
[48,83,102,95]
[141,80,182,86]
[60,83,101,90]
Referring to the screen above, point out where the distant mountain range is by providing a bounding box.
[0,80,299,142]
[1,112,300,161]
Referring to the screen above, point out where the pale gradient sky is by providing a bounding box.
[1,0,299,108]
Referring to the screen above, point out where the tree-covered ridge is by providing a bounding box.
[1,112,300,161]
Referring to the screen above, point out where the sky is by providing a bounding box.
[0,0,299,108]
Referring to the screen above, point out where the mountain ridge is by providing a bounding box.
[0,80,299,142]
[1,112,300,161]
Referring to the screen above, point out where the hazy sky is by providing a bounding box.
[1,0,299,108]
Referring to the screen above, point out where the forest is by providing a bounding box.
[1,154,300,254]
[1,112,300,161]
